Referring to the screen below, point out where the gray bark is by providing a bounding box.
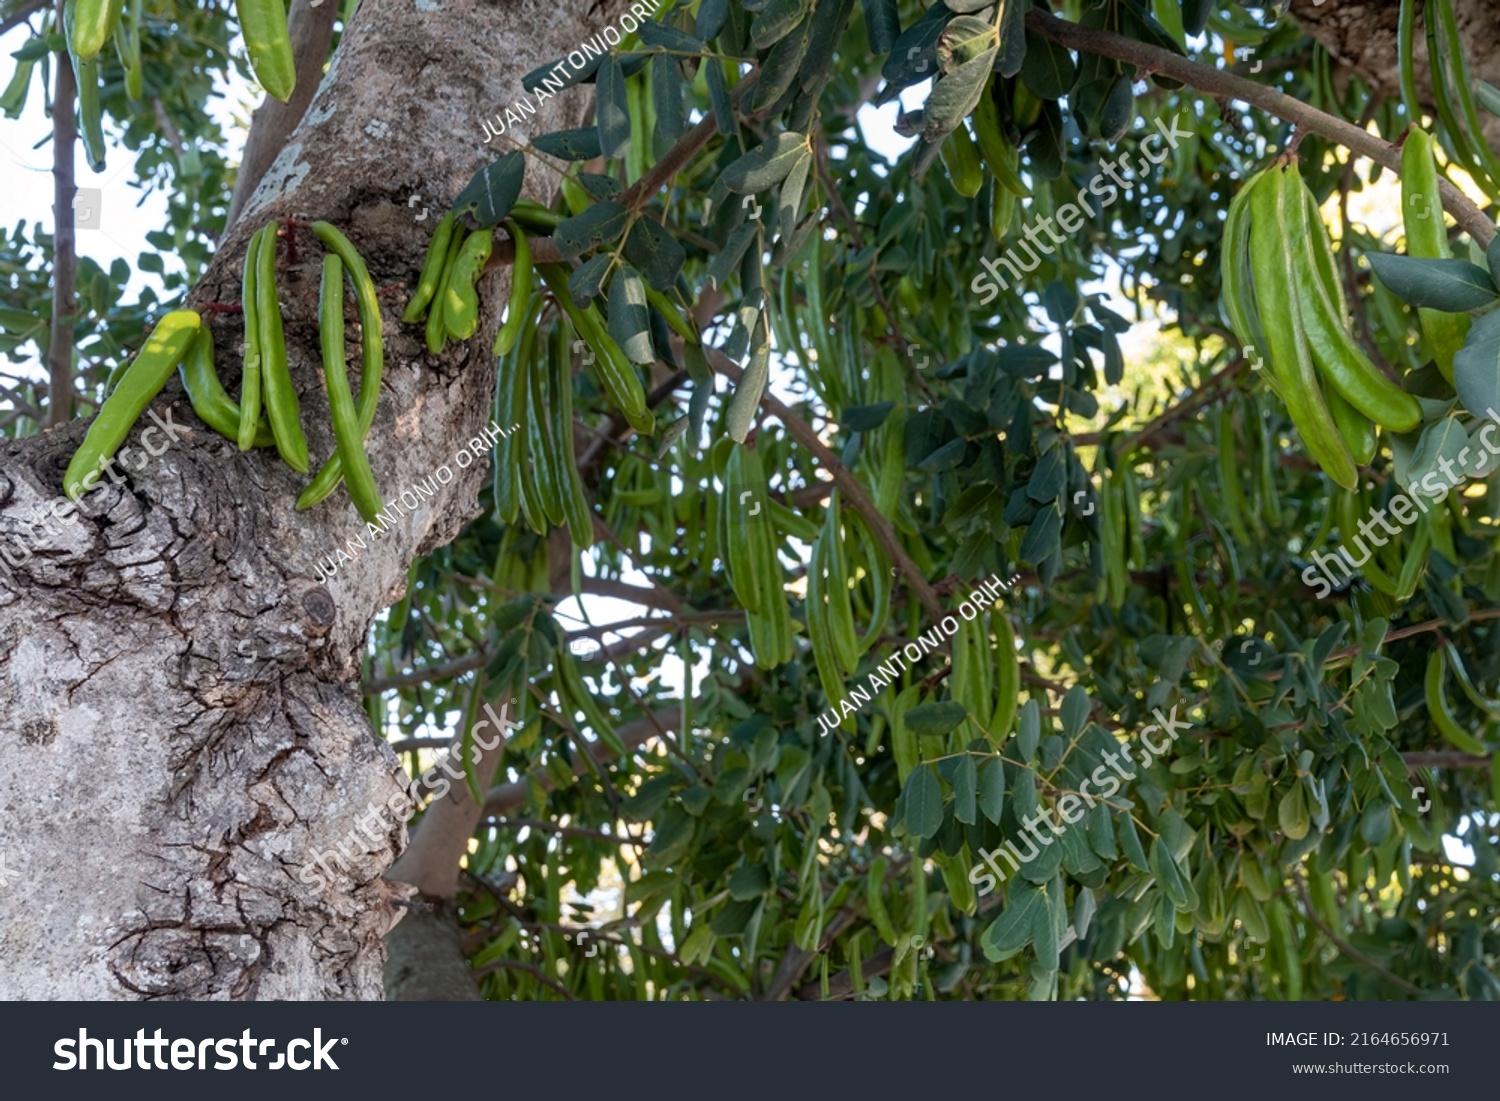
[0,0,627,999]
[1291,0,1500,149]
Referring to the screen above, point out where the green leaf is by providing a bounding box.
[1020,29,1076,99]
[523,55,600,93]
[706,59,735,135]
[922,49,997,139]
[978,757,1005,824]
[723,132,809,193]
[1407,414,1473,495]
[638,21,705,53]
[1278,781,1311,840]
[937,15,997,72]
[1059,686,1091,740]
[860,0,899,54]
[778,151,813,237]
[1019,502,1062,564]
[749,14,814,114]
[952,754,978,824]
[1182,0,1213,36]
[842,402,894,432]
[1118,811,1149,872]
[902,763,945,839]
[706,222,759,290]
[1454,310,1500,423]
[567,253,613,305]
[995,0,1029,77]
[652,54,686,150]
[712,896,759,935]
[451,151,525,227]
[531,127,602,161]
[904,700,969,737]
[1031,881,1059,970]
[1099,75,1134,144]
[553,201,629,258]
[880,3,951,95]
[596,55,631,160]
[12,36,59,62]
[799,0,854,96]
[696,0,729,40]
[1149,834,1190,908]
[917,437,967,472]
[1366,253,1498,311]
[1016,699,1041,759]
[622,216,686,292]
[608,265,654,366]
[751,0,811,49]
[725,343,769,443]
[1073,886,1097,941]
[577,172,622,200]
[728,863,771,900]
[646,805,695,864]
[1025,446,1066,502]
[981,880,1046,960]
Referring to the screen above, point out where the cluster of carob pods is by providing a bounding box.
[65,221,385,523]
[67,194,667,531]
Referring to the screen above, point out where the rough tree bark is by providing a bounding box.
[1291,0,1500,149]
[0,0,629,999]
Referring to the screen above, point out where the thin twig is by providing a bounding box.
[486,817,646,846]
[0,0,46,35]
[46,0,77,427]
[704,344,945,621]
[1026,9,1495,246]
[1292,871,1423,996]
[470,958,578,999]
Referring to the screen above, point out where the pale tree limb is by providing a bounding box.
[225,0,340,229]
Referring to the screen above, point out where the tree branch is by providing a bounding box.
[1025,9,1496,247]
[1074,354,1249,450]
[46,0,77,427]
[225,0,340,229]
[1291,871,1423,996]
[1400,750,1491,770]
[705,345,945,621]
[481,707,680,816]
[486,817,645,846]
[0,0,44,34]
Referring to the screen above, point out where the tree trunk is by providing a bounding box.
[0,0,628,1000]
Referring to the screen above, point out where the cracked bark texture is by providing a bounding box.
[1290,0,1500,150]
[0,0,630,1000]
